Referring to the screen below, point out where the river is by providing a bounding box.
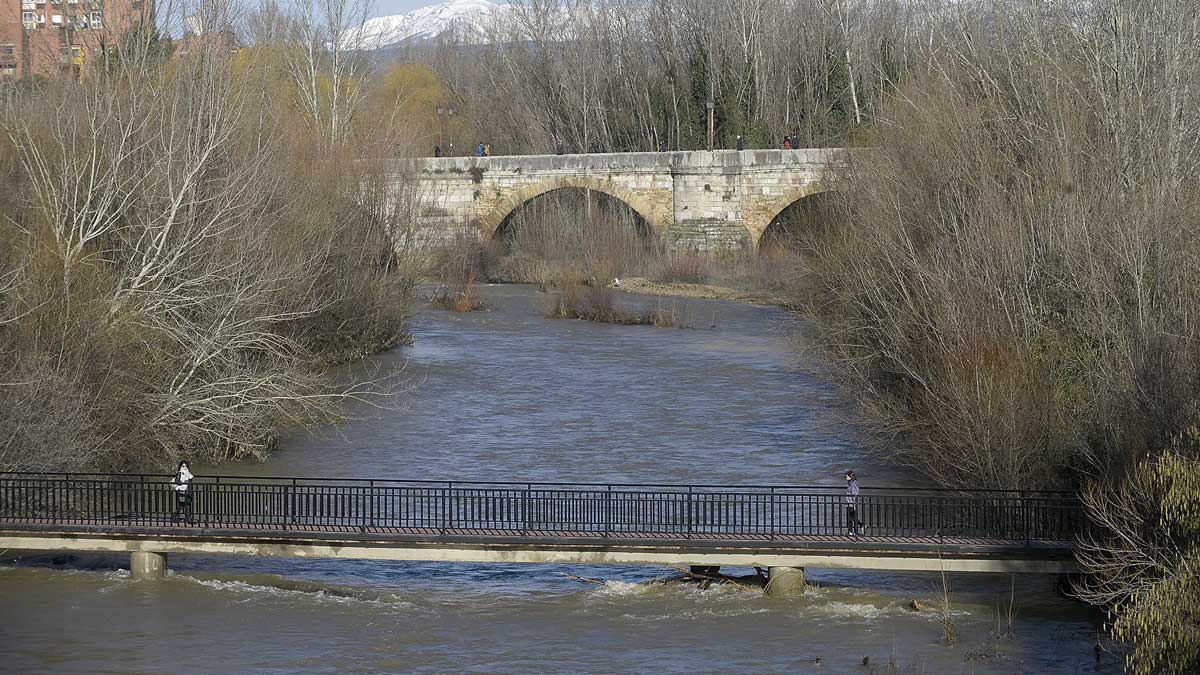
[0,285,1114,674]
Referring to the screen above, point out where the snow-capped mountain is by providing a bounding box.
[349,0,503,50]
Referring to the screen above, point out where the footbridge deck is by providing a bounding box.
[0,474,1081,578]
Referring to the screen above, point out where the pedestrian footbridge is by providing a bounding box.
[0,473,1081,589]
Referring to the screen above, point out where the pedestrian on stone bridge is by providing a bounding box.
[845,470,864,536]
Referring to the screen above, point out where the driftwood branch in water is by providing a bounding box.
[663,565,761,592]
[558,567,766,592]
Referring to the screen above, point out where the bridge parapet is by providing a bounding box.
[0,473,1082,578]
[400,148,850,174]
[0,472,1080,543]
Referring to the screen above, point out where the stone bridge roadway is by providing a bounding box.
[389,149,853,252]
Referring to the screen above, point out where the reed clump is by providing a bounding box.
[542,277,698,329]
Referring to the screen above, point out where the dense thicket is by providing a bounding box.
[405,0,898,153]
[0,6,419,472]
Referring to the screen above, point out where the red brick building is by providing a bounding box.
[0,0,152,81]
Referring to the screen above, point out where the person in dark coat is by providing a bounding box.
[434,145,442,157]
[782,135,793,150]
[475,141,485,157]
[736,135,745,151]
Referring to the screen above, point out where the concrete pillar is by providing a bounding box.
[765,566,805,597]
[130,551,167,580]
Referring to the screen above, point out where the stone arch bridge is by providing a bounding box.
[392,149,853,251]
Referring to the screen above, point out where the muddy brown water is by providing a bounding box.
[0,285,1116,674]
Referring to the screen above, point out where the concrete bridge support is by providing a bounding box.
[765,566,806,596]
[131,551,167,580]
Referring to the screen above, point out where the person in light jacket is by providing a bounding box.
[172,460,194,523]
[845,470,863,536]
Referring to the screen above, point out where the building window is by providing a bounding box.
[0,42,14,76]
[90,10,102,27]
[21,11,36,22]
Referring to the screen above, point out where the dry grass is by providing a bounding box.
[428,284,488,312]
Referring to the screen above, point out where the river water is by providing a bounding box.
[0,286,1114,674]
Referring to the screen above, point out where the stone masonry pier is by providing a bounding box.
[391,149,851,251]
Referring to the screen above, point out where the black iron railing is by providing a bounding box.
[0,473,1083,543]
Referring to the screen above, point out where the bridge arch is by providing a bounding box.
[746,183,837,250]
[473,176,670,239]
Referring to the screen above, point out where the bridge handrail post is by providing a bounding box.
[441,481,451,535]
[604,485,612,538]
[287,478,296,527]
[138,473,147,525]
[367,479,375,529]
[686,486,693,540]
[937,495,944,544]
[769,487,776,541]
[523,483,531,535]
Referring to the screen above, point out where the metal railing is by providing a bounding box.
[0,473,1083,544]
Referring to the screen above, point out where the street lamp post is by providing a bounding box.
[706,100,715,151]
[435,105,456,156]
[436,105,444,154]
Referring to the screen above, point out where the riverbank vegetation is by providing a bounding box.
[0,6,421,472]
[780,4,1200,672]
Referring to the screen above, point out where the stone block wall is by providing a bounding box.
[395,149,850,252]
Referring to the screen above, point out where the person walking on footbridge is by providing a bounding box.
[172,461,194,523]
[845,470,864,536]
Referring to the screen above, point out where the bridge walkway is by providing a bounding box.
[0,474,1082,582]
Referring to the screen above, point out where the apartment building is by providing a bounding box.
[0,0,151,80]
